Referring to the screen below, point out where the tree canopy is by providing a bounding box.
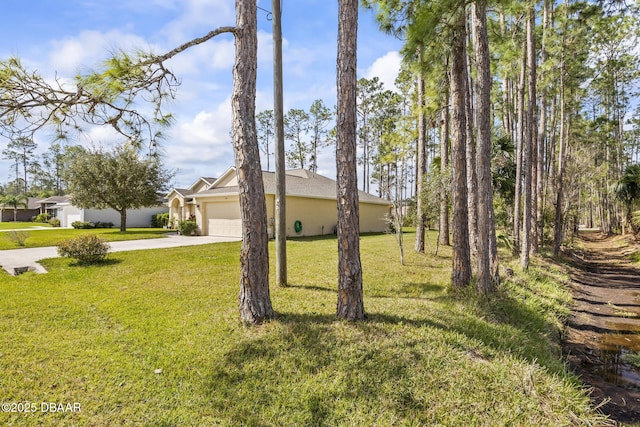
[64,144,172,232]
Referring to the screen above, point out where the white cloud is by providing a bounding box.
[364,51,402,92]
[48,30,152,75]
[159,0,235,45]
[165,97,235,184]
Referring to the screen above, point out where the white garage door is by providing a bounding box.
[66,214,82,228]
[207,219,242,237]
[205,200,242,237]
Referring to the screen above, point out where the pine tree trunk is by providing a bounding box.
[473,0,499,292]
[450,7,471,289]
[234,0,274,324]
[553,68,567,256]
[336,0,364,321]
[439,91,450,246]
[415,67,427,253]
[465,42,478,260]
[513,45,526,254]
[521,7,536,269]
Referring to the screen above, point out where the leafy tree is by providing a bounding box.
[614,163,640,235]
[0,194,28,222]
[64,144,171,232]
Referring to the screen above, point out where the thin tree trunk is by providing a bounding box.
[553,68,567,256]
[234,0,273,324]
[465,40,478,260]
[513,44,526,253]
[336,0,364,321]
[536,0,551,250]
[439,88,450,246]
[473,0,499,292]
[521,6,536,269]
[415,58,427,253]
[450,7,471,289]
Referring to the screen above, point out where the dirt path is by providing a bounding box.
[563,231,640,424]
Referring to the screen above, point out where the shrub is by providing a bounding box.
[152,212,170,228]
[34,213,51,223]
[48,218,61,227]
[57,234,110,265]
[178,220,199,236]
[94,221,114,228]
[72,221,95,229]
[6,230,29,246]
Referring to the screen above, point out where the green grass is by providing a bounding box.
[0,232,608,426]
[0,227,167,249]
[0,221,51,230]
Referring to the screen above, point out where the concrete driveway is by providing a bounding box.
[0,234,240,275]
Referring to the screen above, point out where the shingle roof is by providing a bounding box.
[37,195,71,205]
[192,168,390,205]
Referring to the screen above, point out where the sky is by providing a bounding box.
[0,0,404,190]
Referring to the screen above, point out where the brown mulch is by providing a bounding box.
[562,231,640,424]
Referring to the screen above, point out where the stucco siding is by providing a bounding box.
[286,197,337,237]
[84,206,168,228]
[359,203,391,233]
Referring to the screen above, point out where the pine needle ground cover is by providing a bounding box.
[0,232,607,426]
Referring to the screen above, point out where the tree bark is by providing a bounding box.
[473,0,499,293]
[536,0,551,249]
[415,61,427,253]
[464,41,478,260]
[513,43,526,254]
[336,0,365,320]
[119,209,127,232]
[521,7,536,269]
[439,85,450,246]
[450,8,472,289]
[234,0,274,324]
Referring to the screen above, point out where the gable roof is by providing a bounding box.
[190,167,390,205]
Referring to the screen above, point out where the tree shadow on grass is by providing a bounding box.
[67,258,123,268]
[204,291,570,426]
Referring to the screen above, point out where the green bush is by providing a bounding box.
[49,218,61,227]
[34,213,52,223]
[152,212,170,228]
[71,221,95,229]
[178,220,199,236]
[71,221,113,229]
[94,221,114,228]
[57,234,110,265]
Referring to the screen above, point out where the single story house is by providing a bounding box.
[40,195,168,228]
[0,197,43,222]
[167,167,391,238]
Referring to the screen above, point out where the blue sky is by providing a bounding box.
[0,0,403,189]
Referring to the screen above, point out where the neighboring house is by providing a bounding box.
[40,195,168,228]
[167,167,391,238]
[0,197,43,222]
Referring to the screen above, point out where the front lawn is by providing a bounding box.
[0,221,51,230]
[0,227,167,249]
[0,232,607,426]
